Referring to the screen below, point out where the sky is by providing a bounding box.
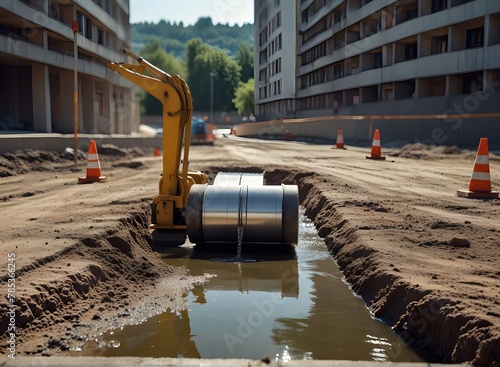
[129,0,254,26]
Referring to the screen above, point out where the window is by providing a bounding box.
[463,75,483,93]
[432,35,448,54]
[407,9,418,20]
[466,27,484,48]
[351,57,359,69]
[432,0,446,13]
[77,12,92,40]
[48,1,59,19]
[375,53,382,68]
[383,87,393,101]
[97,28,104,45]
[77,12,84,35]
[405,42,418,60]
[334,65,343,79]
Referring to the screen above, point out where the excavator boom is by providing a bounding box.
[108,50,205,234]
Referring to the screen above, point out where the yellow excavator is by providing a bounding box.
[108,50,298,247]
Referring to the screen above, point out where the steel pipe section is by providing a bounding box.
[186,183,298,246]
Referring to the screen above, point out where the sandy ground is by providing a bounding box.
[0,138,499,365]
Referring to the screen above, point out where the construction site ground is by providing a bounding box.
[0,137,499,366]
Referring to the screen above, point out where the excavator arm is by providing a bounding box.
[108,50,206,233]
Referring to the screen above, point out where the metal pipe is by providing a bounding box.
[186,183,298,246]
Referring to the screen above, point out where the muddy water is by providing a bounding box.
[87,213,426,361]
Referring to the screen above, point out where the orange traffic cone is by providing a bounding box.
[332,128,346,149]
[78,140,107,184]
[285,129,292,141]
[457,138,499,198]
[153,147,161,157]
[366,129,385,160]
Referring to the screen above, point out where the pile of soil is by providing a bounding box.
[0,204,207,355]
[0,146,151,177]
[0,150,75,177]
[389,143,465,160]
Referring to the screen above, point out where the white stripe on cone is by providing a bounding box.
[474,155,489,165]
[471,172,491,181]
[87,162,101,169]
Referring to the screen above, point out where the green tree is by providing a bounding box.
[186,38,211,84]
[233,78,254,116]
[186,39,241,113]
[210,50,241,112]
[186,39,212,111]
[139,39,186,115]
[236,43,254,83]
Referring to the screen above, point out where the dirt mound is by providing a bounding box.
[0,147,150,177]
[0,204,206,356]
[389,143,464,160]
[0,150,72,177]
[98,144,150,159]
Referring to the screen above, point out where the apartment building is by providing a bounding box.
[254,0,298,119]
[255,0,500,126]
[0,0,138,134]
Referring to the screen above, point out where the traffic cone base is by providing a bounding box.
[366,155,386,160]
[78,140,107,184]
[78,176,107,184]
[457,189,499,199]
[457,138,498,199]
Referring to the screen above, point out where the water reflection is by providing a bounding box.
[163,244,299,298]
[84,214,427,362]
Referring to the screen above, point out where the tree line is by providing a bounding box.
[132,17,253,59]
[132,17,255,118]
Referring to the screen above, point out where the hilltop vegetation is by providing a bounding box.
[131,16,254,59]
[131,17,255,116]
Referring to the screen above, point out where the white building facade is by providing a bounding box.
[0,0,138,134]
[254,0,298,119]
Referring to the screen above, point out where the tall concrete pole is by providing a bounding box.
[73,19,79,168]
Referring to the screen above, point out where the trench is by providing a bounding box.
[81,210,428,362]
